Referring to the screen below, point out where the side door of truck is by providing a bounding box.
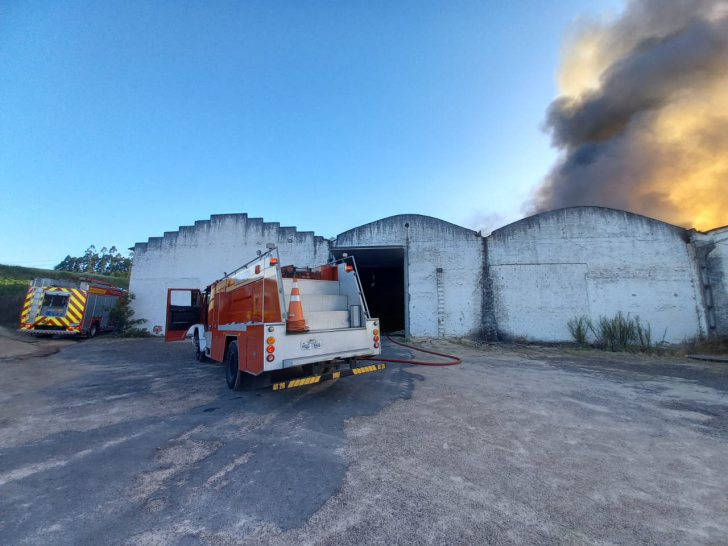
[165,288,202,341]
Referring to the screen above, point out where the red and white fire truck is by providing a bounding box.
[165,246,383,390]
[18,277,125,337]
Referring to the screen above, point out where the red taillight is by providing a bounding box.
[255,265,261,274]
[374,342,380,349]
[266,345,275,353]
[270,258,279,265]
[267,354,275,362]
[373,335,379,342]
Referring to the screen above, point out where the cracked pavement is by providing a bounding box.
[0,337,726,545]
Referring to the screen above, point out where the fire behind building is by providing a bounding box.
[129,207,727,343]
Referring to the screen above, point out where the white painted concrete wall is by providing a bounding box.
[129,214,329,335]
[335,214,484,337]
[486,207,707,343]
[708,227,728,336]
[692,226,728,337]
[130,207,721,344]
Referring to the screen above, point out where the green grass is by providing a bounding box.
[678,335,728,356]
[0,276,30,298]
[0,264,129,296]
[0,264,130,327]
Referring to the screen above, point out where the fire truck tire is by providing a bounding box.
[225,342,244,390]
[194,332,207,362]
[88,323,99,338]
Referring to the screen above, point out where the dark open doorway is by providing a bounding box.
[332,247,406,335]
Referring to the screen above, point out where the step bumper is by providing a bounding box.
[281,347,376,368]
[272,363,386,390]
[16,328,81,336]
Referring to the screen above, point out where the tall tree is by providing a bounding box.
[54,245,132,278]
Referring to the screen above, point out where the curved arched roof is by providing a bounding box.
[337,213,478,239]
[490,206,687,238]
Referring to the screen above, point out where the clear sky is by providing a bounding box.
[0,0,621,267]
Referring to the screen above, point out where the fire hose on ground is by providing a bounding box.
[361,335,461,366]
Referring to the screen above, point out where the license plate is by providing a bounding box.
[301,340,322,350]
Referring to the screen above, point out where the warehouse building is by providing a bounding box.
[129,207,727,343]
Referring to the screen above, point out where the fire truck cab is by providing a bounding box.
[165,247,383,390]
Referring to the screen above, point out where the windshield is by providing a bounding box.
[42,293,69,308]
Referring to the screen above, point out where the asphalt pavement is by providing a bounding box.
[0,337,415,545]
[1,336,727,545]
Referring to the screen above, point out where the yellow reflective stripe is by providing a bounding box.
[68,298,84,317]
[353,364,385,375]
[40,316,67,328]
[67,300,84,320]
[73,289,87,305]
[20,290,34,323]
[68,290,87,322]
[273,365,384,391]
[278,375,324,389]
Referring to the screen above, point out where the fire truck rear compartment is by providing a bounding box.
[282,278,360,331]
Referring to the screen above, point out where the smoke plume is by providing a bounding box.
[528,0,728,230]
[468,211,508,236]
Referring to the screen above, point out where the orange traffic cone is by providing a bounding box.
[287,277,309,332]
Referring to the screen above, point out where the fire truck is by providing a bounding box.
[18,277,125,337]
[165,246,383,390]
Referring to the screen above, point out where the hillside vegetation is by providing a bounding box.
[0,264,130,328]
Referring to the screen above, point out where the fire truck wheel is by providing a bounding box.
[194,332,207,362]
[225,342,244,390]
[88,323,99,338]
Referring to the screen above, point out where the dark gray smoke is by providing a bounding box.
[528,0,728,230]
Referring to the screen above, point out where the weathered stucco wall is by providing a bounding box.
[486,207,707,343]
[708,227,728,336]
[335,214,484,337]
[129,214,328,334]
[692,226,728,337]
[130,207,722,344]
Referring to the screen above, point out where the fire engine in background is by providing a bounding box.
[165,245,383,390]
[18,277,125,337]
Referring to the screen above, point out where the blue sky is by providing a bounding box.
[0,0,620,267]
